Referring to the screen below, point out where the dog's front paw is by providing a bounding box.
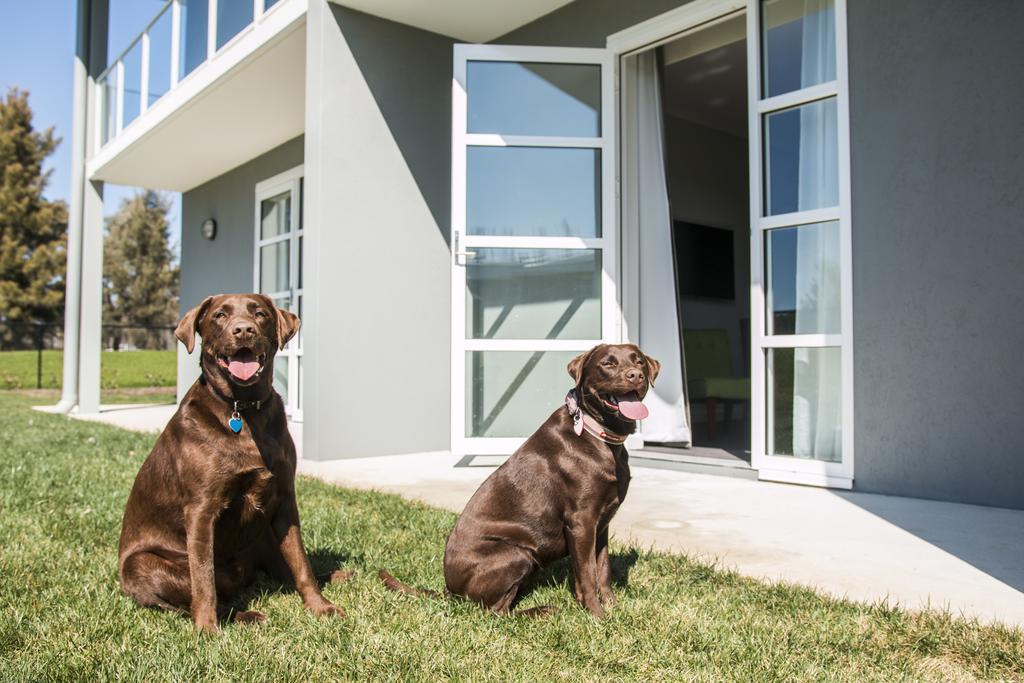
[599,589,617,608]
[194,615,220,634]
[307,599,346,619]
[232,610,268,625]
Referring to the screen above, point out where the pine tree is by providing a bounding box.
[0,88,68,348]
[103,190,180,350]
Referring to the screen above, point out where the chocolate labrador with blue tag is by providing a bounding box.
[380,343,659,617]
[118,293,345,632]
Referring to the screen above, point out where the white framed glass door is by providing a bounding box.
[451,45,617,456]
[748,0,853,487]
[254,165,304,421]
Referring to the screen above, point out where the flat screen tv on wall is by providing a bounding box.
[673,221,735,300]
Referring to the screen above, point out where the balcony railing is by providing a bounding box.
[95,0,285,149]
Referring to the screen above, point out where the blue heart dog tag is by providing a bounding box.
[229,412,243,434]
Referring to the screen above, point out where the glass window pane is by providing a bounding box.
[764,97,838,215]
[295,295,302,349]
[766,222,840,335]
[297,235,303,288]
[274,355,288,405]
[762,0,836,98]
[768,347,841,462]
[147,9,173,106]
[217,0,253,49]
[466,249,601,340]
[260,242,289,293]
[180,0,208,78]
[466,351,578,437]
[100,74,116,144]
[266,0,281,8]
[122,43,142,127]
[467,61,600,137]
[467,147,600,237]
[260,191,291,239]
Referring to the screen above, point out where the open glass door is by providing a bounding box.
[451,45,616,456]
[748,0,853,487]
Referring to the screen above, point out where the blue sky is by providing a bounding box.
[0,0,181,254]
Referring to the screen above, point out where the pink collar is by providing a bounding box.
[566,389,628,445]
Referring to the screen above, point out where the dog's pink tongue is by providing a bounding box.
[228,358,260,381]
[617,394,649,420]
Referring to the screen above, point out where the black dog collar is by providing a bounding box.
[201,373,270,434]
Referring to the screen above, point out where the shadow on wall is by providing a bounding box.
[332,5,455,245]
[834,489,1024,595]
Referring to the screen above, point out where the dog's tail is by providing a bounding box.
[377,569,442,598]
[377,569,558,618]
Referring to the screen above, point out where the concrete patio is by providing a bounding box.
[60,404,1024,628]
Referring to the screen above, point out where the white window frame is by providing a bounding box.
[450,44,617,456]
[254,164,304,421]
[608,0,854,489]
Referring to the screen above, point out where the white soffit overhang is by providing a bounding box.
[87,3,307,192]
[328,0,575,42]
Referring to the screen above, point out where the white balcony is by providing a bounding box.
[87,0,307,191]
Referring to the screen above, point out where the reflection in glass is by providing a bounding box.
[147,8,173,107]
[99,74,116,144]
[468,61,600,137]
[768,347,841,462]
[274,354,288,404]
[466,351,577,437]
[217,0,253,49]
[762,0,836,98]
[122,42,142,127]
[466,249,601,340]
[467,147,600,237]
[260,192,291,239]
[260,242,289,294]
[180,0,208,79]
[766,222,840,335]
[764,97,838,215]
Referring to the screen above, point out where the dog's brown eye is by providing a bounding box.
[254,310,266,319]
[213,311,227,320]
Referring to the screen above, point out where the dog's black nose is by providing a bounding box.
[625,369,644,382]
[233,322,256,337]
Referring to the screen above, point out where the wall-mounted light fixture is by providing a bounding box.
[201,218,217,240]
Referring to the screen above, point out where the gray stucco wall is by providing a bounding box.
[177,136,305,396]
[301,4,453,459]
[847,0,1024,509]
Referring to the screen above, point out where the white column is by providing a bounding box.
[77,179,105,414]
[59,0,108,414]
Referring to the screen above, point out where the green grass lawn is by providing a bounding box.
[0,349,176,391]
[0,392,1021,681]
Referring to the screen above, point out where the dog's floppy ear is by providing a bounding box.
[274,303,300,350]
[567,345,602,385]
[175,296,214,354]
[643,353,661,387]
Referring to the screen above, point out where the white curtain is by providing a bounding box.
[791,0,841,461]
[623,51,692,445]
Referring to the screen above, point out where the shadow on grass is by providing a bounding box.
[219,547,356,621]
[514,549,640,608]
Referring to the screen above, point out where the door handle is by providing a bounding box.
[453,231,476,265]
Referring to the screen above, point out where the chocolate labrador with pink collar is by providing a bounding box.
[380,343,659,617]
[118,294,345,632]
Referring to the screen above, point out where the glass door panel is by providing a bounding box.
[751,0,852,486]
[453,45,614,455]
[255,169,304,420]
